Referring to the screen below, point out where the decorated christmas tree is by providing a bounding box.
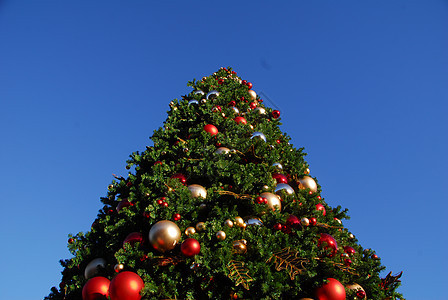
[46,68,403,300]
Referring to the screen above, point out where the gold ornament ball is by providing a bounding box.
[114,263,124,273]
[248,90,257,100]
[185,226,196,236]
[84,258,106,279]
[233,240,247,254]
[234,217,245,227]
[241,239,247,245]
[346,283,366,300]
[260,192,282,211]
[301,217,310,226]
[224,219,234,228]
[304,168,310,175]
[149,220,181,253]
[188,184,207,199]
[195,222,206,232]
[216,231,226,241]
[297,176,318,193]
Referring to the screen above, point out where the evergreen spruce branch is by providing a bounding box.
[266,248,308,280]
[227,260,253,290]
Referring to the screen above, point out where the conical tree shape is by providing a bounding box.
[46,68,403,300]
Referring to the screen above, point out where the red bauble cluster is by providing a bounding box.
[181,238,201,257]
[204,124,218,136]
[82,276,110,300]
[173,213,181,221]
[314,278,346,300]
[109,271,144,300]
[255,196,267,204]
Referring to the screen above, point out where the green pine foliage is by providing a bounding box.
[46,67,403,299]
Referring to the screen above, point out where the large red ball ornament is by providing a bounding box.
[271,110,280,119]
[343,246,356,256]
[318,233,338,257]
[171,173,187,185]
[234,116,247,124]
[286,215,300,228]
[82,276,110,300]
[123,232,144,247]
[204,124,218,136]
[272,173,288,184]
[181,238,201,257]
[315,278,346,300]
[109,271,144,300]
[315,204,326,216]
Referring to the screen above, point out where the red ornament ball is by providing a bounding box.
[228,100,236,106]
[116,199,132,213]
[154,161,163,166]
[315,278,346,300]
[204,124,218,136]
[273,223,283,231]
[82,276,110,300]
[272,110,280,119]
[171,173,187,185]
[173,213,181,221]
[356,290,366,298]
[123,232,144,247]
[234,116,247,124]
[181,238,201,257]
[218,78,225,85]
[343,246,356,256]
[318,233,338,257]
[316,203,326,216]
[309,217,317,226]
[242,80,247,85]
[246,82,253,89]
[272,173,288,184]
[109,271,144,300]
[286,215,300,228]
[249,102,257,109]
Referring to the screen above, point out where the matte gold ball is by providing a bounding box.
[149,220,181,252]
[188,184,207,198]
[234,217,245,227]
[260,192,282,211]
[248,90,257,100]
[216,231,226,240]
[185,226,196,236]
[233,240,247,254]
[195,222,206,232]
[224,219,234,228]
[297,176,318,193]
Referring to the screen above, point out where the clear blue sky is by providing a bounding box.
[1,1,447,299]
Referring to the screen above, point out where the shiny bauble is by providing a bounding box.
[343,246,356,256]
[188,99,199,105]
[234,216,245,227]
[272,162,283,170]
[212,105,222,112]
[109,271,144,300]
[248,90,257,100]
[193,90,205,96]
[206,90,219,100]
[346,283,366,300]
[149,220,181,253]
[188,184,207,198]
[246,82,253,89]
[298,176,318,193]
[260,192,281,211]
[253,107,266,115]
[309,217,317,226]
[114,264,124,273]
[82,276,110,300]
[271,110,280,119]
[181,238,201,257]
[204,124,218,136]
[275,183,295,195]
[116,199,132,213]
[233,240,247,254]
[251,131,266,142]
[185,226,196,236]
[84,258,106,279]
[286,215,300,228]
[171,173,187,185]
[195,222,206,231]
[318,233,338,257]
[234,116,247,124]
[315,203,326,216]
[301,217,310,226]
[123,232,144,247]
[272,173,288,184]
[216,231,226,240]
[231,107,240,114]
[244,216,263,226]
[314,278,346,300]
[215,147,230,154]
[224,219,234,228]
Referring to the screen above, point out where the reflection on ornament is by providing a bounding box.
[251,132,266,142]
[275,183,295,195]
[216,231,226,240]
[149,220,181,253]
[248,90,257,100]
[272,162,283,170]
[215,147,230,154]
[298,176,318,193]
[253,107,266,115]
[185,227,196,236]
[195,222,206,231]
[244,216,263,226]
[233,240,247,254]
[84,258,106,279]
[188,184,207,198]
[260,192,281,211]
[206,90,219,100]
[188,100,199,105]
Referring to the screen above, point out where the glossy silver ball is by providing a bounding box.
[272,162,283,170]
[188,100,199,105]
[188,184,207,198]
[215,147,230,155]
[253,107,266,115]
[275,183,295,195]
[193,90,205,96]
[251,132,266,142]
[206,90,220,100]
[84,258,106,279]
[244,216,263,226]
[231,107,239,114]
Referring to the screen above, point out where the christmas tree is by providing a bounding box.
[46,68,403,300]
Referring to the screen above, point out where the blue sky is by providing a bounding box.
[0,1,447,299]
